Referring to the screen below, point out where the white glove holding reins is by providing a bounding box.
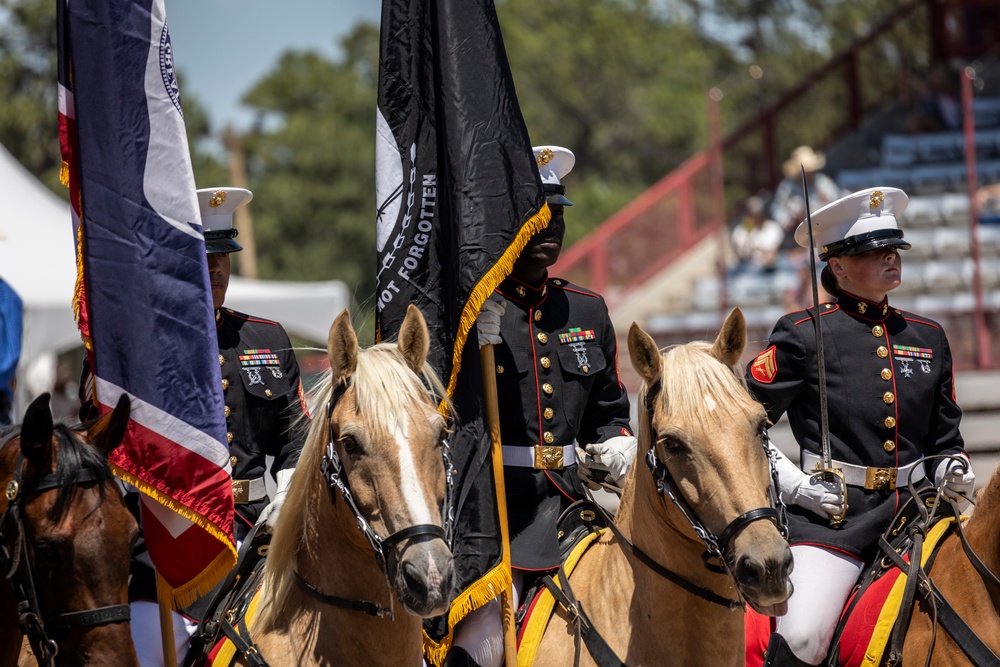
[934,456,975,508]
[256,468,295,529]
[575,435,637,489]
[477,295,506,348]
[767,438,845,520]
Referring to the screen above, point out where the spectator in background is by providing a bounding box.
[1,227,24,427]
[731,194,784,275]
[904,65,960,134]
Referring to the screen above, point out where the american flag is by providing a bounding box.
[58,0,237,607]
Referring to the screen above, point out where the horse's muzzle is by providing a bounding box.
[395,537,455,617]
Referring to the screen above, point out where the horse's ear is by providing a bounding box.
[628,322,661,387]
[711,307,747,368]
[328,309,359,385]
[398,304,430,374]
[88,394,132,457]
[20,393,54,466]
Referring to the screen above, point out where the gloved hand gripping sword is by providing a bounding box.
[802,165,847,526]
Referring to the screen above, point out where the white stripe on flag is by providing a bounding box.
[58,83,75,119]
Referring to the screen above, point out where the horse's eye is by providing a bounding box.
[35,541,61,566]
[340,436,361,457]
[658,435,682,451]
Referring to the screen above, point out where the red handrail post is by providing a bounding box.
[708,88,728,321]
[961,66,990,369]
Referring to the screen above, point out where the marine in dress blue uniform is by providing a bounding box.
[746,187,973,666]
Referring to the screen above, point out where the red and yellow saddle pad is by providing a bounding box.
[206,586,264,667]
[516,528,607,667]
[745,517,957,667]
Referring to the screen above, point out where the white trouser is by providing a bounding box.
[443,571,528,667]
[775,545,863,665]
[130,601,199,667]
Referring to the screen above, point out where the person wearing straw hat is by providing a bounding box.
[770,145,843,241]
[0,226,23,427]
[746,186,974,666]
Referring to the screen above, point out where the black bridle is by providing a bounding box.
[296,376,454,619]
[0,432,131,666]
[621,379,788,608]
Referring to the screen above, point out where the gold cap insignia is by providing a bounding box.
[209,190,228,208]
[536,148,554,166]
[869,190,884,209]
[858,302,867,314]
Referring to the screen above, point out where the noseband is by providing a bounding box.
[641,380,787,575]
[0,432,130,665]
[297,376,453,619]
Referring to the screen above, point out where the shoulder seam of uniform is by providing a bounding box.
[224,309,280,326]
[791,304,838,326]
[557,284,600,300]
[899,314,941,330]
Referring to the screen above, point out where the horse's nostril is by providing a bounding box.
[402,561,428,597]
[736,554,765,588]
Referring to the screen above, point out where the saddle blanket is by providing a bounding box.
[516,528,608,667]
[745,518,956,667]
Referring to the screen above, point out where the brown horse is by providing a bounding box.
[0,392,138,667]
[237,305,454,665]
[529,308,793,666]
[899,462,1000,665]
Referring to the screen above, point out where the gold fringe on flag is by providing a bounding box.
[59,161,70,187]
[73,223,92,350]
[115,465,239,609]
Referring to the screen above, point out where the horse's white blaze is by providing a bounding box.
[394,419,434,524]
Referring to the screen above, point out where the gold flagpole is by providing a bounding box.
[156,572,178,666]
[480,344,517,667]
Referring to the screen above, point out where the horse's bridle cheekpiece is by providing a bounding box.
[0,432,131,666]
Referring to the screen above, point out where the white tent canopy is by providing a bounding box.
[0,143,350,417]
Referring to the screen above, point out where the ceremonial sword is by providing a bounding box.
[801,165,847,526]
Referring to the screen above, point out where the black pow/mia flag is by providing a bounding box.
[374,0,549,662]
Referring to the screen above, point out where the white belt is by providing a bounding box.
[502,444,577,470]
[232,476,268,504]
[800,451,925,491]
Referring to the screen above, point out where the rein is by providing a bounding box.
[0,432,130,666]
[295,375,454,619]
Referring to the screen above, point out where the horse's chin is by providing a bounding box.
[747,598,789,617]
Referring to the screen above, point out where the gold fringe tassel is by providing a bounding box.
[73,222,92,350]
[423,562,513,666]
[59,161,70,187]
[442,203,552,406]
[115,465,239,609]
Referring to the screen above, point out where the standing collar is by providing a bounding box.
[836,290,892,321]
[498,275,549,306]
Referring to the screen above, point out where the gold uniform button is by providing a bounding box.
[226,432,234,444]
[542,383,554,395]
[883,392,895,405]
[877,346,888,359]
[880,368,892,381]
[537,332,548,344]
[219,354,225,366]
[229,455,237,467]
[543,432,555,444]
[496,365,505,374]
[543,407,554,420]
[540,356,551,369]
[265,389,273,398]
[883,440,896,452]
[884,416,896,428]
[222,378,230,390]
[872,325,884,337]
[534,310,542,322]
[224,405,231,418]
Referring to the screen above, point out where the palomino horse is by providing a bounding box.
[531,308,793,666]
[241,305,455,665]
[0,392,137,667]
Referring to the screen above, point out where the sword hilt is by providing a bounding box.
[810,467,848,527]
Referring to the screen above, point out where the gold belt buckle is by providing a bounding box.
[865,467,897,491]
[232,479,249,504]
[534,445,564,470]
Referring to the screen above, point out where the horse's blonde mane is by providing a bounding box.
[657,341,757,426]
[257,341,450,629]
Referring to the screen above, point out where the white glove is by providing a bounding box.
[767,439,845,520]
[934,456,975,507]
[256,468,295,529]
[476,295,506,348]
[575,436,637,488]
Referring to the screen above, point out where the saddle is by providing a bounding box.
[515,499,611,667]
[183,524,272,667]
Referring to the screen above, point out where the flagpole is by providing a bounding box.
[479,344,518,667]
[156,573,178,667]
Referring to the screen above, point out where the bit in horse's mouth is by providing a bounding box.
[747,598,789,617]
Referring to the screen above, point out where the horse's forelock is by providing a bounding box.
[657,341,756,427]
[50,425,113,519]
